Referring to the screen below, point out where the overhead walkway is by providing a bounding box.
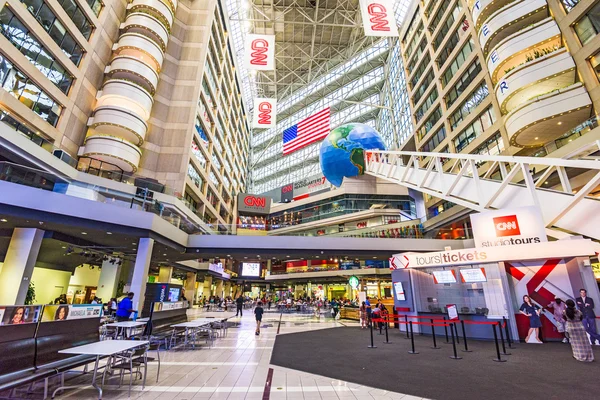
[364,147,600,241]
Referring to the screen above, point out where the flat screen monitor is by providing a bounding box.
[241,262,261,277]
[432,270,457,284]
[393,282,406,301]
[460,268,487,283]
[168,288,180,302]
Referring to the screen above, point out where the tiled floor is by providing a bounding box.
[57,309,427,400]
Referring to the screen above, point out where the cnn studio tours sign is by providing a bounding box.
[469,206,548,247]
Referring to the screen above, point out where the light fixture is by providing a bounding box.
[81,232,87,235]
[106,232,112,235]
[61,246,66,249]
[534,137,539,140]
[0,218,7,222]
[286,255,290,258]
[163,253,167,256]
[557,121,562,125]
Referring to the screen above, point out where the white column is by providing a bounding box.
[95,258,122,302]
[129,238,154,315]
[0,228,44,304]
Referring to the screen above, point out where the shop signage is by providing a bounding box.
[359,0,399,37]
[389,254,409,270]
[393,239,596,268]
[244,34,275,70]
[237,193,272,215]
[292,175,331,200]
[348,276,360,289]
[252,98,277,128]
[470,206,547,248]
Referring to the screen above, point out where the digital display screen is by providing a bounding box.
[460,268,487,283]
[432,270,457,284]
[393,282,406,301]
[241,262,261,277]
[168,288,180,302]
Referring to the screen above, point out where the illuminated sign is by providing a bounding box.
[348,276,360,289]
[470,206,547,247]
[237,193,272,215]
[241,262,261,277]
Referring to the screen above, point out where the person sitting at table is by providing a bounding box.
[116,292,135,322]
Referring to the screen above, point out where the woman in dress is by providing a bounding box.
[519,295,542,343]
[563,299,594,362]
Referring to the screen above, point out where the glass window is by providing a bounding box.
[417,106,442,141]
[420,126,446,152]
[561,0,580,12]
[472,132,504,157]
[441,40,474,88]
[20,0,85,66]
[574,3,600,45]
[191,139,206,168]
[86,0,103,16]
[55,0,94,39]
[445,60,482,108]
[453,106,496,152]
[415,87,438,123]
[0,8,73,94]
[432,1,462,50]
[0,54,62,126]
[449,82,489,130]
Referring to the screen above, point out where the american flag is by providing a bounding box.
[282,108,330,155]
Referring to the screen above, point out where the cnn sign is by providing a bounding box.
[359,0,399,37]
[244,34,275,70]
[252,98,277,128]
[238,193,272,215]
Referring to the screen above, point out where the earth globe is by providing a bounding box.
[319,123,387,187]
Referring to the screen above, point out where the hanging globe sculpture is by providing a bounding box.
[319,123,387,187]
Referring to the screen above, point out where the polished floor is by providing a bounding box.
[56,309,424,400]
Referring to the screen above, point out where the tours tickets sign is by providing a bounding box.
[469,206,548,248]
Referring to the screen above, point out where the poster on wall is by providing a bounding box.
[460,268,487,283]
[432,270,457,284]
[447,304,459,320]
[393,282,406,301]
[0,305,42,325]
[41,304,103,322]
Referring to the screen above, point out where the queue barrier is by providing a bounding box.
[370,316,511,362]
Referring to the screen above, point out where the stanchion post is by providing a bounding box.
[443,317,450,343]
[368,319,377,349]
[384,318,392,344]
[492,323,506,362]
[404,315,409,339]
[498,322,511,355]
[449,322,462,360]
[430,319,440,349]
[408,321,418,354]
[379,317,383,335]
[503,317,514,349]
[460,320,472,352]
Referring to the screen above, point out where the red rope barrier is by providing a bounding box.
[371,318,451,327]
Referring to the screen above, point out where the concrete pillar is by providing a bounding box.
[185,272,196,302]
[202,275,213,299]
[129,238,154,315]
[0,228,44,305]
[158,266,173,283]
[215,279,224,298]
[95,258,122,302]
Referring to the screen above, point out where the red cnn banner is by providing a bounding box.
[252,98,277,128]
[244,34,275,70]
[359,0,399,37]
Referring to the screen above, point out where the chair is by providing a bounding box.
[133,343,160,383]
[105,347,148,397]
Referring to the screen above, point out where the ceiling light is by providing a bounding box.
[81,232,87,235]
[286,255,290,258]
[132,243,136,245]
[163,253,167,256]
[61,246,66,249]
[557,121,562,125]
[0,218,7,222]
[227,254,231,257]
[106,232,112,235]
[534,137,539,140]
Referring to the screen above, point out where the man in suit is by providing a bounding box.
[575,289,600,345]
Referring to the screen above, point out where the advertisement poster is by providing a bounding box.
[242,262,261,277]
[41,304,103,322]
[460,268,487,283]
[0,305,42,325]
[153,301,187,312]
[393,282,406,301]
[432,270,457,284]
[447,304,459,320]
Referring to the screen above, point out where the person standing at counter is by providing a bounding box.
[575,289,600,345]
[519,295,542,343]
[563,299,594,362]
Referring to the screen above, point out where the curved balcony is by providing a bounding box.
[478,0,548,58]
[115,33,164,71]
[130,0,173,28]
[82,135,142,173]
[486,18,561,84]
[495,49,576,114]
[122,13,169,50]
[505,83,592,148]
[89,106,148,145]
[471,0,513,31]
[96,79,154,120]
[161,0,177,15]
[106,56,159,94]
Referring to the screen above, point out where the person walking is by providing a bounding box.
[564,299,594,362]
[519,295,542,343]
[548,297,568,343]
[575,289,600,345]
[235,294,244,317]
[254,301,264,335]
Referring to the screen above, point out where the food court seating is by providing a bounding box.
[141,305,188,348]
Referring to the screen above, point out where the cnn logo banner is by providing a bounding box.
[252,98,277,129]
[359,0,399,37]
[244,34,275,70]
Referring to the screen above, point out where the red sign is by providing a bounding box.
[244,196,266,207]
[356,222,367,229]
[493,215,521,237]
[282,184,293,193]
[257,101,272,125]
[250,39,269,66]
[367,3,390,32]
